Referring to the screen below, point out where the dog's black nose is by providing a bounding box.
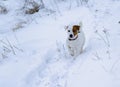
[69,34,73,38]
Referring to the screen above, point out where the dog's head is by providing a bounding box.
[65,22,82,40]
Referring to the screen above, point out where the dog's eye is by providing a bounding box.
[68,30,70,32]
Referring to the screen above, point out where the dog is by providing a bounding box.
[65,22,85,57]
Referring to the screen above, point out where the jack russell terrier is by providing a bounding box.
[65,22,85,57]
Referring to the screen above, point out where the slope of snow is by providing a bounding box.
[0,0,120,87]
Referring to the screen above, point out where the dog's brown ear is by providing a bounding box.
[77,25,80,30]
[64,25,68,30]
[73,25,80,30]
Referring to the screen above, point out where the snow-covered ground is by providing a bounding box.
[0,0,120,87]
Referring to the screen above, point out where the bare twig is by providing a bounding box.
[1,53,7,59]
[93,52,108,72]
[6,38,16,55]
[110,57,120,72]
[103,27,110,47]
[13,45,23,52]
[0,39,9,47]
[68,0,72,10]
[95,30,109,47]
[93,52,102,61]
[53,0,61,15]
[3,45,11,53]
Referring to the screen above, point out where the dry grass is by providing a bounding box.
[0,5,8,14]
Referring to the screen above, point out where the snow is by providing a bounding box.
[0,0,120,87]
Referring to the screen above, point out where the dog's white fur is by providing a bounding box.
[65,22,85,57]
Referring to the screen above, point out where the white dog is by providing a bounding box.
[65,22,85,57]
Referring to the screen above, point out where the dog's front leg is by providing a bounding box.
[70,48,75,56]
[74,48,79,57]
[68,45,74,56]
